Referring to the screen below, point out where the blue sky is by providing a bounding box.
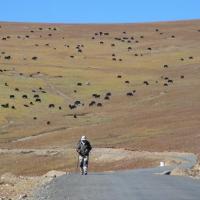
[0,0,200,23]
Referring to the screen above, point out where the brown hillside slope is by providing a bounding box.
[0,20,199,175]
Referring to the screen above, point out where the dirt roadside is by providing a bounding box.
[0,148,198,200]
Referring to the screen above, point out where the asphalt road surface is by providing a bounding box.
[34,154,200,200]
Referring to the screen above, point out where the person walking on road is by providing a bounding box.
[76,136,92,175]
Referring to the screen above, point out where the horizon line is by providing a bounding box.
[0,18,200,25]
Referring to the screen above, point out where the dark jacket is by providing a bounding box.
[76,140,92,156]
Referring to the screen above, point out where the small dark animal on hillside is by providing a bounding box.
[163,64,168,68]
[128,47,132,51]
[5,82,8,86]
[180,75,184,79]
[97,103,102,107]
[69,104,76,109]
[22,95,28,99]
[104,96,110,100]
[49,104,55,108]
[34,94,40,98]
[164,83,168,86]
[74,100,81,105]
[1,103,9,108]
[15,88,19,91]
[106,92,112,96]
[117,75,122,78]
[11,105,16,109]
[89,101,96,106]
[168,80,173,83]
[126,92,133,96]
[92,94,100,98]
[35,98,41,102]
[4,56,11,59]
[189,56,193,59]
[10,95,15,99]
[143,81,149,85]
[47,121,51,125]
[32,56,38,60]
[125,80,130,84]
[77,82,82,86]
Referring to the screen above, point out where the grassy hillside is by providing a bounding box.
[0,20,200,174]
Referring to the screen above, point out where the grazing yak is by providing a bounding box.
[4,56,11,59]
[92,94,100,98]
[22,95,28,99]
[97,103,102,107]
[126,92,133,96]
[32,56,38,60]
[49,104,55,108]
[74,100,81,105]
[180,75,184,79]
[73,114,77,118]
[33,94,40,98]
[35,98,41,102]
[106,92,112,96]
[1,103,9,108]
[77,82,82,86]
[89,101,96,106]
[104,96,110,100]
[143,81,149,85]
[10,95,15,99]
[69,104,76,109]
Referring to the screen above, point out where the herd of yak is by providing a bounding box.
[0,24,198,123]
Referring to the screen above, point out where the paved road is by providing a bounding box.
[34,154,200,200]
